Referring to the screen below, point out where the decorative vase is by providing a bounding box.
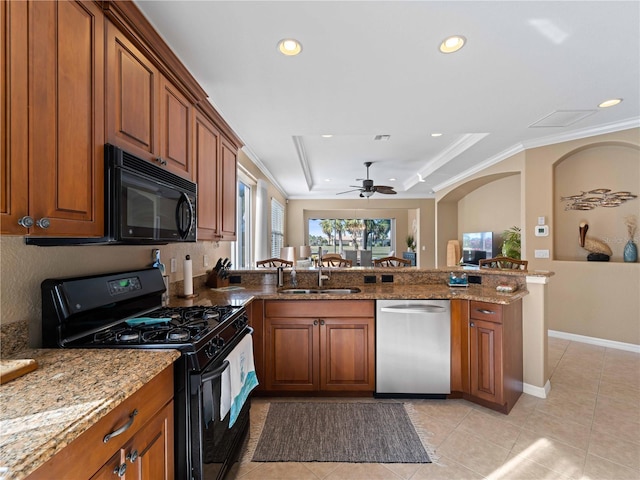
[623,239,638,262]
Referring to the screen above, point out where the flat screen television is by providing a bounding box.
[462,232,495,265]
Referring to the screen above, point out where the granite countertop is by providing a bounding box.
[0,348,180,480]
[174,282,528,308]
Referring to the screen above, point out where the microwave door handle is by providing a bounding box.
[175,193,194,239]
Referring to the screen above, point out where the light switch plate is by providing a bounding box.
[170,258,177,273]
[535,249,550,258]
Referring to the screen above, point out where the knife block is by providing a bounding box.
[205,271,229,289]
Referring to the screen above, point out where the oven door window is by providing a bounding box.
[120,170,194,241]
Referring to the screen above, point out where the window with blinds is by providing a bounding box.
[271,199,284,258]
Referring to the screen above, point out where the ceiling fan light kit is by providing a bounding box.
[337,162,398,197]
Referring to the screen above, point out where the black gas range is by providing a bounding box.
[41,267,253,480]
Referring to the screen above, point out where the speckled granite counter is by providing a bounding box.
[172,267,547,308]
[0,348,180,480]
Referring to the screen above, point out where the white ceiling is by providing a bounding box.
[135,1,640,199]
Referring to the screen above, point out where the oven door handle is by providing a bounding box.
[201,360,230,384]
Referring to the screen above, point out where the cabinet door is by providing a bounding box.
[194,111,220,240]
[123,402,174,480]
[159,77,192,179]
[264,317,319,391]
[1,0,29,234]
[28,0,105,237]
[90,450,125,480]
[320,317,374,391]
[218,138,237,240]
[106,21,158,160]
[469,318,503,405]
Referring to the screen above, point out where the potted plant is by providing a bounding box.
[501,226,521,259]
[405,234,416,252]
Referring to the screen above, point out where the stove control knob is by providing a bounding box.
[205,342,217,359]
[215,336,225,348]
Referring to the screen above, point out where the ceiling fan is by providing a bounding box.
[337,162,397,198]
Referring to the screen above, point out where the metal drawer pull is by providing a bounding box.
[127,449,139,463]
[113,463,126,477]
[103,409,138,443]
[476,309,495,315]
[35,218,51,229]
[18,216,34,228]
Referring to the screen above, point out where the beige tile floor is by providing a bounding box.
[229,337,640,479]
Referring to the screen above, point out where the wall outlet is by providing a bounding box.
[203,255,209,267]
[535,249,550,258]
[364,275,376,284]
[381,275,394,283]
[170,258,177,272]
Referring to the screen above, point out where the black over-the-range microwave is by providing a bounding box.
[26,144,197,246]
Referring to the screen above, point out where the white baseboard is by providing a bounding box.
[523,380,551,399]
[549,330,640,353]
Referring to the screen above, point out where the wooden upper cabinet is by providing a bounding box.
[106,21,158,159]
[195,111,238,241]
[2,0,105,237]
[158,76,192,179]
[219,138,237,240]
[1,0,28,234]
[106,21,193,180]
[194,111,220,240]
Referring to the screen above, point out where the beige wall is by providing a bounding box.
[436,128,640,345]
[286,198,436,268]
[457,174,521,253]
[524,129,640,345]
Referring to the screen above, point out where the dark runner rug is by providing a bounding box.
[252,402,431,463]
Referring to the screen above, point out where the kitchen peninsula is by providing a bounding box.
[176,266,553,402]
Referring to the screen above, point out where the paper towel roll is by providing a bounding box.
[183,255,193,296]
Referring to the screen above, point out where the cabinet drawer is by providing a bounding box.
[469,301,503,324]
[27,365,173,480]
[265,300,374,318]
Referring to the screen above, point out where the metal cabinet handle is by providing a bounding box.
[320,319,325,325]
[313,319,318,325]
[18,216,34,228]
[470,322,475,327]
[35,218,50,229]
[113,463,126,477]
[127,449,139,463]
[103,409,138,443]
[156,157,167,166]
[477,309,495,315]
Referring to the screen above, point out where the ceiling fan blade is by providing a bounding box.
[374,186,397,194]
[336,188,363,195]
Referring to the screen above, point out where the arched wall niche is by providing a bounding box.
[553,141,640,261]
[436,171,521,266]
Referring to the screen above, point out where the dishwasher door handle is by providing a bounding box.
[380,305,447,314]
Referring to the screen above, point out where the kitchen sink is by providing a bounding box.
[278,287,361,295]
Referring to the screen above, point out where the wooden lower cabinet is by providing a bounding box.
[262,300,375,393]
[27,366,174,480]
[461,300,523,414]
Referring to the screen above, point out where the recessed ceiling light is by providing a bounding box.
[321,134,333,138]
[278,38,302,56]
[439,35,466,54]
[388,178,396,182]
[431,133,443,137]
[324,178,331,182]
[598,98,622,108]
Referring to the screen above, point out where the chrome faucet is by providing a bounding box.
[318,265,330,287]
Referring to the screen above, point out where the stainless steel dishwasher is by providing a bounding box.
[376,299,451,397]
